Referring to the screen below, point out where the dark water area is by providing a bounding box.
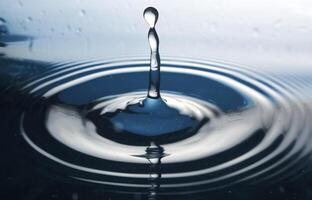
[1,57,312,200]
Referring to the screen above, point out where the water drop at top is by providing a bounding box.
[143,7,158,28]
[0,18,6,29]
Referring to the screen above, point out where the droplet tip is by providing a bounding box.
[143,7,159,28]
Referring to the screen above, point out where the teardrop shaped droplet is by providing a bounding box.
[143,7,159,28]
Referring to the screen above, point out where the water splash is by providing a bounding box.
[0,5,309,200]
[66,7,207,141]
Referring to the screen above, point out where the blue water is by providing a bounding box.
[1,57,312,200]
[1,4,312,200]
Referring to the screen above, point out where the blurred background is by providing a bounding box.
[1,0,312,72]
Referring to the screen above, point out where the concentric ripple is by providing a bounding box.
[19,58,312,194]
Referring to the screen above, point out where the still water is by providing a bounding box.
[1,2,312,200]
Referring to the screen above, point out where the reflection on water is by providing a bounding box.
[1,57,312,199]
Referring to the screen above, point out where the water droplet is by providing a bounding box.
[80,9,86,16]
[76,27,82,33]
[17,0,24,7]
[28,38,34,52]
[26,16,33,22]
[66,24,72,31]
[0,18,8,35]
[73,7,206,144]
[144,7,160,98]
[0,18,6,25]
[143,7,158,28]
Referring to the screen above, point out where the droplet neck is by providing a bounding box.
[144,7,161,99]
